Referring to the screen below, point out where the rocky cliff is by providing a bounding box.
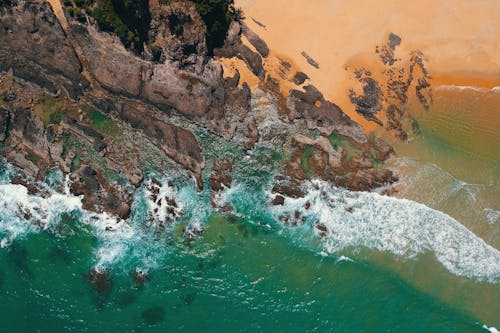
[0,0,400,219]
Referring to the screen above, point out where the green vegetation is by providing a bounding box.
[147,43,162,62]
[193,0,239,53]
[300,145,315,177]
[65,0,150,52]
[87,108,121,136]
[92,0,150,52]
[38,98,65,125]
[26,152,40,164]
[328,133,359,161]
[69,0,241,55]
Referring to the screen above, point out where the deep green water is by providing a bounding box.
[0,215,493,333]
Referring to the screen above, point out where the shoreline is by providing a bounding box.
[236,0,500,132]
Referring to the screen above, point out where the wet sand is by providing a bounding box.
[236,0,500,130]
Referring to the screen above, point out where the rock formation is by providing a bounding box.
[0,0,401,222]
[350,33,433,141]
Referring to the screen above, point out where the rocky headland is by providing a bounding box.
[0,0,405,221]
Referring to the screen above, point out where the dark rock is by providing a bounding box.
[0,107,9,142]
[293,72,309,85]
[272,184,305,198]
[377,32,401,66]
[210,158,232,192]
[11,175,42,196]
[142,306,166,325]
[244,118,259,151]
[289,85,366,144]
[272,195,285,205]
[134,268,147,284]
[301,51,319,69]
[349,77,383,125]
[238,45,265,78]
[251,18,267,29]
[342,168,398,191]
[242,24,269,57]
[85,267,112,296]
[71,165,132,219]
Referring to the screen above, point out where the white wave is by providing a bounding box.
[484,208,500,225]
[0,178,82,247]
[336,255,353,263]
[143,177,184,228]
[270,179,500,282]
[0,175,166,270]
[436,85,500,93]
[483,325,500,333]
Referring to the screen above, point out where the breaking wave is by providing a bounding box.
[1,160,499,282]
[435,85,500,93]
[268,180,500,282]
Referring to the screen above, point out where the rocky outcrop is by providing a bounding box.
[376,32,401,66]
[0,107,10,142]
[114,101,204,178]
[72,23,224,119]
[209,158,232,192]
[349,77,383,126]
[0,0,403,223]
[351,33,433,140]
[288,85,367,144]
[215,22,265,78]
[148,0,208,68]
[70,165,132,219]
[301,51,319,69]
[293,72,309,85]
[0,1,88,98]
[241,23,269,58]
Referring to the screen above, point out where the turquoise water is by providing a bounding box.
[0,214,493,333]
[0,158,498,332]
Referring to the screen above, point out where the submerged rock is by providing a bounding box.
[85,266,112,296]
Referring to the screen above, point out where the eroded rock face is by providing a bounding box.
[288,85,367,144]
[149,0,208,69]
[0,0,403,222]
[0,107,9,142]
[0,1,88,98]
[73,21,226,121]
[70,165,132,219]
[115,102,204,179]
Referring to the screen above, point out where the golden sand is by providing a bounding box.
[236,0,500,131]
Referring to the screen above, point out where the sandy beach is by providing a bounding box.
[235,0,500,130]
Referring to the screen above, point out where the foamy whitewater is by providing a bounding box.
[1,162,499,282]
[435,85,500,93]
[267,179,500,282]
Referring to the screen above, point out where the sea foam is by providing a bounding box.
[0,178,82,247]
[270,179,500,282]
[483,325,500,333]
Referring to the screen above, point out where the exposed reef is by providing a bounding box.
[349,33,433,141]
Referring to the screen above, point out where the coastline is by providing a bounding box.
[236,0,500,131]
